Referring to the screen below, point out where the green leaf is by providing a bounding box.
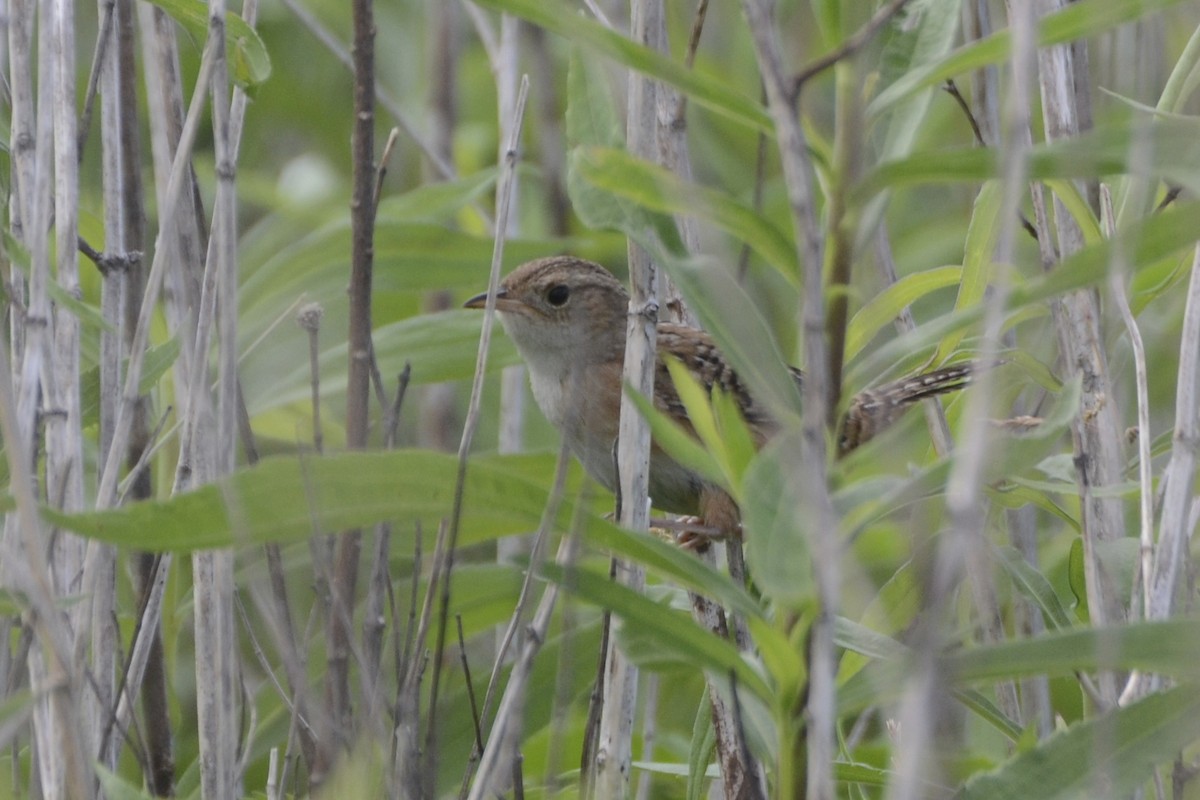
[584,519,764,621]
[711,385,759,492]
[959,684,1200,800]
[566,48,622,149]
[1044,179,1103,245]
[747,614,805,698]
[841,620,1200,715]
[80,336,181,429]
[624,386,727,489]
[52,451,580,551]
[836,619,1023,743]
[845,265,962,363]
[375,169,499,223]
[654,254,802,428]
[937,181,1002,362]
[850,199,1200,392]
[146,0,271,87]
[859,117,1200,199]
[96,765,157,800]
[242,221,583,308]
[742,435,812,608]
[568,149,684,258]
[868,0,1187,117]
[571,146,799,280]
[472,0,771,133]
[877,0,963,143]
[244,311,520,417]
[687,690,716,800]
[995,546,1075,631]
[541,562,773,702]
[1068,538,1088,622]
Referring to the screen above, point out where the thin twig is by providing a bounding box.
[77,0,118,159]
[277,0,462,184]
[115,405,173,501]
[459,439,572,798]
[458,615,485,755]
[372,127,401,213]
[467,521,586,800]
[669,0,710,126]
[297,302,324,454]
[425,72,530,781]
[790,0,912,96]
[1099,186,1151,625]
[943,80,1039,241]
[94,31,219,508]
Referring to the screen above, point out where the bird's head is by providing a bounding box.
[464,256,629,372]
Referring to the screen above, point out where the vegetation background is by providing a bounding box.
[4,0,1200,797]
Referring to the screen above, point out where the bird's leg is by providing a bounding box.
[672,486,743,551]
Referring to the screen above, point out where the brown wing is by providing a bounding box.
[654,324,776,444]
[839,363,974,454]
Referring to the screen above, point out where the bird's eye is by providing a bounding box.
[546,284,570,306]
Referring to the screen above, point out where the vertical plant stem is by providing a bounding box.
[1035,0,1127,668]
[190,0,241,795]
[91,0,125,770]
[594,3,660,796]
[739,2,834,796]
[1148,245,1200,622]
[427,73,530,793]
[324,0,377,759]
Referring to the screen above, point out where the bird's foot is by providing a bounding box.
[650,515,740,551]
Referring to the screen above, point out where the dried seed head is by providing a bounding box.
[296,302,324,332]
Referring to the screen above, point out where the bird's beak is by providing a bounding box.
[463,287,506,309]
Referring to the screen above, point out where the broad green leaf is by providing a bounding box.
[848,201,1200,387]
[937,181,1002,362]
[664,357,724,465]
[836,619,1023,743]
[572,146,799,280]
[845,265,962,362]
[747,614,805,697]
[841,620,1200,715]
[1044,179,1103,245]
[876,0,964,160]
[375,169,499,223]
[711,385,758,492]
[742,435,812,608]
[989,482,1080,532]
[568,148,684,258]
[243,311,520,416]
[96,765,157,800]
[868,0,1188,116]
[959,684,1200,800]
[687,691,716,800]
[472,0,771,133]
[242,221,584,308]
[81,336,181,428]
[52,451,582,551]
[584,518,764,620]
[995,545,1075,631]
[858,117,1200,200]
[541,562,773,702]
[147,0,271,87]
[955,689,1025,743]
[566,48,622,149]
[625,387,727,490]
[564,61,683,254]
[655,254,802,428]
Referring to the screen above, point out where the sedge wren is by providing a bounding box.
[465,256,971,537]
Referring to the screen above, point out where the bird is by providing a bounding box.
[464,255,972,539]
